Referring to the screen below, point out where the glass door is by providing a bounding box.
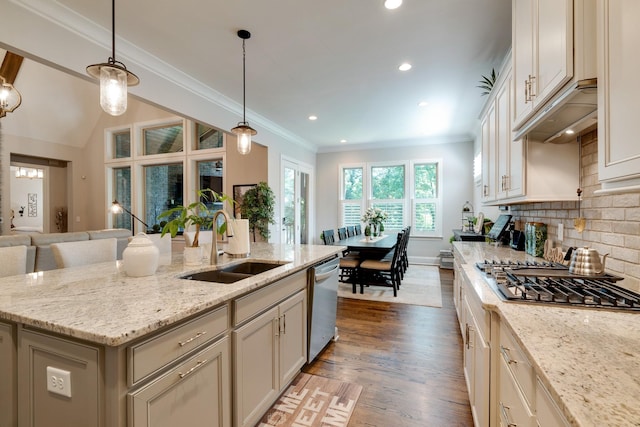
[281,158,312,245]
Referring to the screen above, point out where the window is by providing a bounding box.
[144,163,183,228]
[196,123,224,150]
[339,159,442,237]
[340,166,364,226]
[143,122,184,155]
[113,130,131,159]
[112,167,131,230]
[412,161,441,236]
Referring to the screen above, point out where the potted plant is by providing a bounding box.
[158,188,232,265]
[239,181,276,242]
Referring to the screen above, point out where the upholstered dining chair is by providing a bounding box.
[354,224,362,235]
[337,227,347,240]
[0,245,28,277]
[321,229,335,245]
[346,225,356,237]
[51,238,117,269]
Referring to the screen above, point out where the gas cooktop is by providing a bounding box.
[476,259,640,311]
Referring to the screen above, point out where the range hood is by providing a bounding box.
[513,78,597,144]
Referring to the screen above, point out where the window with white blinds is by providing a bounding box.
[339,159,442,236]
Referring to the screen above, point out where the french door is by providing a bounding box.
[280,158,312,245]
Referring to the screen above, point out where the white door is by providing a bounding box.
[280,158,312,245]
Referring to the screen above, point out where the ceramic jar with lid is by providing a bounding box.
[122,232,160,277]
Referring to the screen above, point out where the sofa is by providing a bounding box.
[0,229,131,272]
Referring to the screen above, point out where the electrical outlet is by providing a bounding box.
[46,366,72,398]
[558,223,564,241]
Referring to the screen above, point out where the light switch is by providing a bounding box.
[46,366,72,398]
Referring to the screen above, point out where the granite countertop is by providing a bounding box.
[453,242,640,427]
[0,243,343,347]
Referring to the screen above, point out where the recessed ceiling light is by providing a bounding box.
[308,115,318,121]
[398,63,412,71]
[418,101,428,107]
[384,0,402,10]
[565,129,575,135]
[340,139,347,143]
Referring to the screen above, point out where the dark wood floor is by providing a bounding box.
[303,268,473,426]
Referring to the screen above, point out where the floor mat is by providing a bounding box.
[257,372,362,427]
[338,264,443,307]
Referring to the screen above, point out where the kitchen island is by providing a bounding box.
[453,241,640,427]
[0,243,343,427]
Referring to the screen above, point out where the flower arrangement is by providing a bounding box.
[361,207,387,237]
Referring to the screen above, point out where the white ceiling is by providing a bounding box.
[1,0,511,152]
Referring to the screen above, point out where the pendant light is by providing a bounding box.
[0,52,24,118]
[231,30,257,155]
[86,0,139,116]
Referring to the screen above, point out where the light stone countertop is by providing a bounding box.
[0,243,343,347]
[453,242,640,427]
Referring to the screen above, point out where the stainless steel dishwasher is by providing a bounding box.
[307,256,340,362]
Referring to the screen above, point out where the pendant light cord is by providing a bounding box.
[577,136,582,217]
[242,37,247,123]
[110,0,116,64]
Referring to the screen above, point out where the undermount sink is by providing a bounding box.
[181,261,288,284]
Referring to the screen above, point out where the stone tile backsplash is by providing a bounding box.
[508,130,640,292]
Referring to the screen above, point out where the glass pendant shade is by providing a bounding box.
[0,77,22,118]
[232,124,257,155]
[100,65,128,116]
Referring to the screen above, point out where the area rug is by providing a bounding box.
[257,373,362,427]
[338,264,443,308]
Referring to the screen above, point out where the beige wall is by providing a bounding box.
[508,130,640,292]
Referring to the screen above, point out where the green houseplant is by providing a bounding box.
[158,188,232,247]
[239,181,276,242]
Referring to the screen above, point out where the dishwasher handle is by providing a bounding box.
[315,264,339,282]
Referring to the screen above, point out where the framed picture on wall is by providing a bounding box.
[233,184,256,218]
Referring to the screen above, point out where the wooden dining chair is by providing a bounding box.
[346,225,356,237]
[321,229,335,244]
[357,231,405,296]
[337,227,347,240]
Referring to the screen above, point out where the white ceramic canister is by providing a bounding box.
[123,232,160,277]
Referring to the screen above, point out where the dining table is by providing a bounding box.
[332,231,400,259]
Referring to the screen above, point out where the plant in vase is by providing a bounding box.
[157,188,232,265]
[364,225,371,240]
[361,207,388,240]
[239,181,276,242]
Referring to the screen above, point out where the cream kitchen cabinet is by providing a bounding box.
[128,336,231,427]
[498,321,570,427]
[460,270,491,427]
[232,270,307,427]
[0,321,17,427]
[17,327,103,427]
[512,0,573,129]
[597,0,640,192]
[480,65,579,206]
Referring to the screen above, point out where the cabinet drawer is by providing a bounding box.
[233,270,306,326]
[499,358,535,427]
[128,305,228,385]
[536,378,570,427]
[500,323,535,407]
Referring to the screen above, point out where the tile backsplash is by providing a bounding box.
[508,130,640,292]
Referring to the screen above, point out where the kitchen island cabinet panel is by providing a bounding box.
[128,336,231,427]
[0,321,17,427]
[17,328,102,427]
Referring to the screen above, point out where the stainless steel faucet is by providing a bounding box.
[211,210,234,264]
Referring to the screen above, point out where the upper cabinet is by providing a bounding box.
[512,0,597,135]
[597,0,640,192]
[513,0,573,128]
[480,59,579,206]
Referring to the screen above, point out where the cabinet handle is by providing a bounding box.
[178,359,208,379]
[282,314,287,335]
[529,75,536,99]
[274,317,280,337]
[178,331,207,347]
[500,402,517,427]
[483,185,488,197]
[464,324,469,349]
[500,345,517,364]
[524,78,529,103]
[504,175,509,191]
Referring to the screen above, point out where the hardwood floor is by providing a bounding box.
[303,268,473,426]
